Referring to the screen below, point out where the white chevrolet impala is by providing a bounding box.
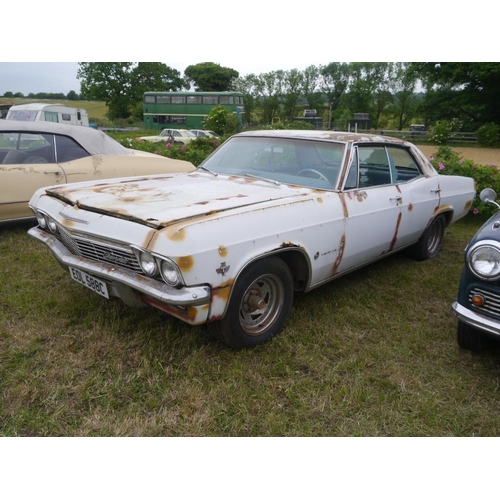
[28,130,476,348]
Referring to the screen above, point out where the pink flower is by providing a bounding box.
[458,160,463,164]
[429,156,434,161]
[167,143,171,148]
[438,162,445,170]
[473,208,480,215]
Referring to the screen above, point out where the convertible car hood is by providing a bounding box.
[44,172,314,228]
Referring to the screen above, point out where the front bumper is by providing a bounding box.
[451,301,500,338]
[28,227,212,325]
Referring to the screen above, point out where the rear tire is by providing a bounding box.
[209,257,293,349]
[406,214,446,261]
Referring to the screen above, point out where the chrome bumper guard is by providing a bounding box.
[28,227,211,308]
[451,301,500,338]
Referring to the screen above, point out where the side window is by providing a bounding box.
[44,111,59,123]
[1,132,55,164]
[344,148,359,189]
[55,135,90,162]
[386,147,422,183]
[358,146,391,187]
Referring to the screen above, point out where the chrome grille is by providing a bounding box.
[54,224,142,274]
[469,287,500,320]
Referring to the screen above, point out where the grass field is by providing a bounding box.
[0,98,108,121]
[2,213,500,437]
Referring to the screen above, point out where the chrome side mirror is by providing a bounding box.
[480,188,500,209]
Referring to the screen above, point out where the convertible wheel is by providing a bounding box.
[456,321,494,352]
[406,214,445,261]
[209,257,294,349]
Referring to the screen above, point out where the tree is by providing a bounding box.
[411,62,500,130]
[184,63,239,91]
[77,62,186,120]
[204,105,240,135]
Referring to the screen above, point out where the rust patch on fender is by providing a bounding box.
[317,197,323,203]
[408,203,414,212]
[464,199,473,212]
[212,278,234,303]
[176,255,194,272]
[218,245,228,258]
[332,234,346,275]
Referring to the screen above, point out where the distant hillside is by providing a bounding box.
[0,98,108,120]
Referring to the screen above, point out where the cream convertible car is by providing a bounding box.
[28,131,476,349]
[0,121,194,222]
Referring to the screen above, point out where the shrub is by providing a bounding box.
[430,145,500,217]
[430,120,451,144]
[204,105,241,136]
[119,136,221,167]
[476,122,500,147]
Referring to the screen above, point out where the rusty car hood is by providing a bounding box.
[44,172,317,228]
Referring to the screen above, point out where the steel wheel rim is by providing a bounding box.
[427,218,444,254]
[239,274,285,336]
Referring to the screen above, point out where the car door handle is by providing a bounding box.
[390,195,402,204]
[431,188,441,194]
[44,170,62,175]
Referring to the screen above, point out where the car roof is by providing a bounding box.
[235,129,410,146]
[0,120,132,156]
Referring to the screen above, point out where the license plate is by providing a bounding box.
[69,267,109,299]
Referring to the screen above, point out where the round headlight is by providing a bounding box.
[47,217,58,233]
[469,242,500,280]
[36,211,47,228]
[160,259,181,287]
[139,252,157,276]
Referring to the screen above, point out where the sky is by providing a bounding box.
[0,62,332,95]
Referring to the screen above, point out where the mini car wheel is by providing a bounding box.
[406,214,446,261]
[456,321,495,352]
[209,257,294,349]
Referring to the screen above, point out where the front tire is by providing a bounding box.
[209,257,294,349]
[406,214,446,261]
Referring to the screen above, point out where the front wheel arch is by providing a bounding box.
[208,255,295,349]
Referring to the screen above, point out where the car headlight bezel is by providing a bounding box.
[131,246,184,287]
[467,240,500,281]
[35,210,47,229]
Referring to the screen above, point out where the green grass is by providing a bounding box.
[2,215,500,436]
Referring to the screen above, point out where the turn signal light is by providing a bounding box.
[471,294,485,307]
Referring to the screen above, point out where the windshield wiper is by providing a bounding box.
[243,173,281,186]
[198,165,218,177]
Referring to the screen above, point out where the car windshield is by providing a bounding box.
[199,136,346,190]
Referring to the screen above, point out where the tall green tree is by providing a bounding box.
[77,62,185,120]
[411,62,500,130]
[184,63,239,91]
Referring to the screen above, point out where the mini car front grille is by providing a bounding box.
[469,287,500,320]
[53,225,142,274]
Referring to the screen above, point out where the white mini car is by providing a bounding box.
[28,130,475,348]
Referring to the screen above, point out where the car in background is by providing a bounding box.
[0,120,195,223]
[190,130,220,139]
[138,129,196,146]
[28,130,475,349]
[452,188,500,352]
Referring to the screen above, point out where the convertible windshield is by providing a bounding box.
[199,136,346,190]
